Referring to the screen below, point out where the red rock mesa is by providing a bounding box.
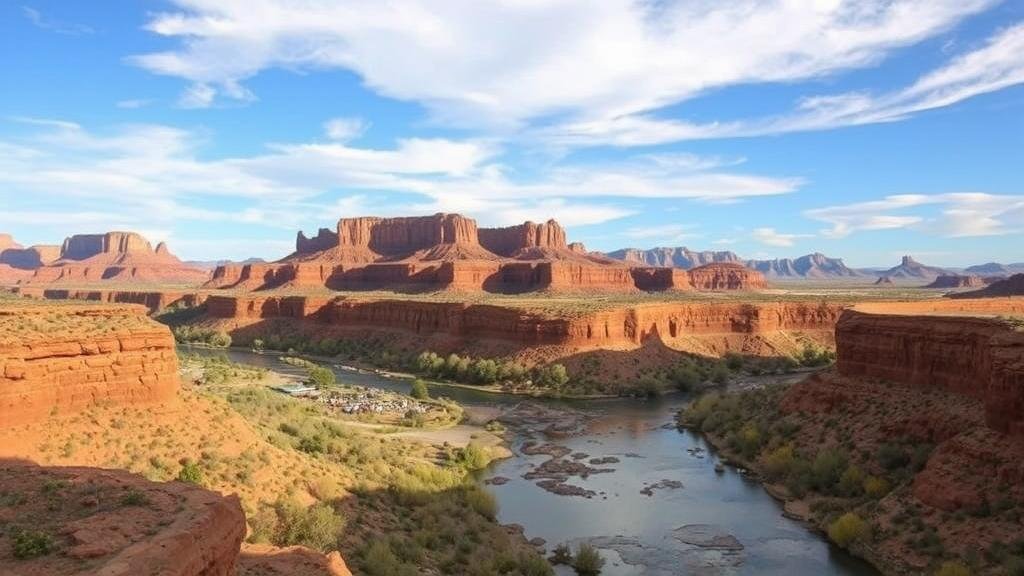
[22,231,208,284]
[206,213,766,293]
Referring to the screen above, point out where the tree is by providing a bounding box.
[308,366,336,389]
[535,364,569,388]
[251,338,265,352]
[410,379,429,400]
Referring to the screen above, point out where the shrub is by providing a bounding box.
[877,443,909,470]
[668,364,701,391]
[275,500,345,552]
[838,465,865,497]
[209,332,232,348]
[362,540,417,576]
[827,512,869,548]
[935,561,971,576]
[572,543,605,575]
[762,444,795,480]
[550,543,573,565]
[410,379,429,400]
[177,461,204,485]
[465,487,498,520]
[11,529,53,559]
[863,475,891,499]
[308,366,336,389]
[120,489,150,507]
[535,364,570,389]
[810,449,848,493]
[455,443,490,471]
[724,353,744,371]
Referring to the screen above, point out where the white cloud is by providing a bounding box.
[116,99,152,109]
[805,193,1024,238]
[553,21,1024,146]
[179,83,217,108]
[128,0,994,125]
[0,119,802,244]
[751,227,812,247]
[324,117,369,141]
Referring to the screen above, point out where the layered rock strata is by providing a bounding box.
[925,274,985,289]
[836,309,1024,439]
[25,232,208,285]
[205,295,845,350]
[207,214,766,293]
[0,301,179,426]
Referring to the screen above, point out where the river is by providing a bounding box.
[186,347,877,576]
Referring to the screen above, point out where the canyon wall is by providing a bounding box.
[204,294,846,351]
[836,309,1024,438]
[478,220,567,256]
[16,286,207,313]
[0,302,180,426]
[688,263,768,290]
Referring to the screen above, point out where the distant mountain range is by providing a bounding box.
[184,257,266,270]
[962,262,1024,276]
[608,247,863,279]
[606,247,740,269]
[606,247,1024,282]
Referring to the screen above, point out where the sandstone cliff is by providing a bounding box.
[950,273,1024,298]
[836,309,1024,439]
[26,232,208,285]
[925,274,985,289]
[208,213,749,294]
[0,300,180,426]
[687,262,768,290]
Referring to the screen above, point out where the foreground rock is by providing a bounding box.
[0,462,245,576]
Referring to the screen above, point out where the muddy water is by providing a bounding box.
[187,347,877,576]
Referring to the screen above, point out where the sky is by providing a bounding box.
[1,1,1023,267]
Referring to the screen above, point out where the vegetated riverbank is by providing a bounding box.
[678,375,1024,576]
[1,347,551,575]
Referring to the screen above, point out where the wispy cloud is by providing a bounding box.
[551,21,1024,146]
[805,193,1024,238]
[0,119,802,240]
[127,0,994,121]
[22,6,95,36]
[751,227,812,247]
[324,117,369,142]
[116,99,152,109]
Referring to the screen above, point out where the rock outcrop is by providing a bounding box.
[874,276,894,286]
[0,300,179,426]
[950,273,1024,299]
[687,263,768,290]
[836,308,1024,439]
[207,213,761,294]
[0,461,246,576]
[25,232,208,285]
[878,255,947,281]
[925,274,985,289]
[15,286,208,314]
[0,233,60,271]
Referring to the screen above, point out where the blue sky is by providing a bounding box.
[1,1,1022,266]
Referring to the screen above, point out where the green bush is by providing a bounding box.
[11,529,53,559]
[410,379,429,400]
[535,364,570,389]
[120,489,150,507]
[275,500,345,552]
[838,465,865,497]
[362,540,417,576]
[709,363,730,384]
[827,512,869,548]
[177,461,204,485]
[572,543,605,575]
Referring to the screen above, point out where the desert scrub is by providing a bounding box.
[10,528,54,559]
[828,512,869,548]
